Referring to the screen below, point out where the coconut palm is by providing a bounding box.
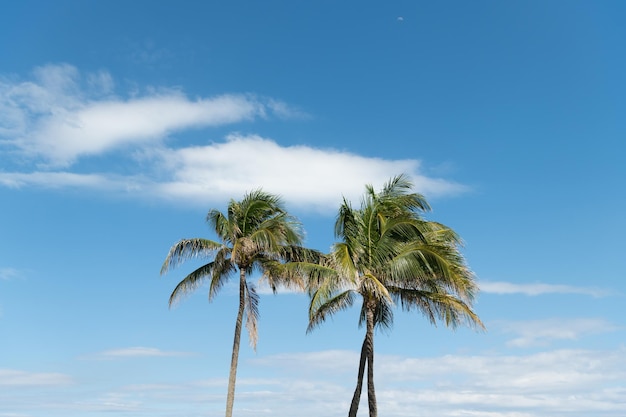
[307,175,485,417]
[161,190,315,417]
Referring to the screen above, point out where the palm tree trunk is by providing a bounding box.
[225,270,246,417]
[348,337,367,417]
[365,304,377,417]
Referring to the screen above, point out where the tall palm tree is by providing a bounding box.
[161,190,313,417]
[307,175,485,417]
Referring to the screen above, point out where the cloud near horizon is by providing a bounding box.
[480,281,611,298]
[0,64,468,212]
[247,348,626,416]
[497,318,620,348]
[3,348,625,416]
[0,369,73,387]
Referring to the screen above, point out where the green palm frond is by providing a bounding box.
[394,239,479,302]
[244,282,260,349]
[308,174,483,336]
[335,198,359,239]
[259,246,326,293]
[308,289,356,332]
[282,245,324,263]
[163,188,314,329]
[248,226,282,253]
[208,248,236,301]
[388,286,484,330]
[301,259,343,296]
[161,238,223,274]
[259,259,304,292]
[332,242,357,275]
[207,209,232,244]
[239,190,284,234]
[168,263,214,307]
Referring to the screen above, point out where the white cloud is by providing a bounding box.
[2,349,625,416]
[0,135,466,212]
[0,64,468,212]
[85,346,195,359]
[247,348,626,416]
[497,318,620,348]
[30,93,263,165]
[154,134,467,212]
[480,281,611,297]
[0,171,125,189]
[0,64,286,166]
[0,369,73,387]
[250,350,358,375]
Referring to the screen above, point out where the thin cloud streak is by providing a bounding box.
[0,171,124,189]
[480,281,611,297]
[498,318,620,348]
[0,268,20,280]
[84,346,196,360]
[0,369,73,387]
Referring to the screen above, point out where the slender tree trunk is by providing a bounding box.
[365,304,377,417]
[348,337,368,417]
[225,270,246,417]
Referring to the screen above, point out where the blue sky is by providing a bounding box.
[1,1,625,416]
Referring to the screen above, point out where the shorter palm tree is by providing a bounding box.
[306,175,484,417]
[161,190,316,417]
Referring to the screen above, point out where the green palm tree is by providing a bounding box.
[160,190,314,417]
[307,175,485,417]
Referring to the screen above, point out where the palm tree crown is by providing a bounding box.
[307,175,484,417]
[161,190,312,417]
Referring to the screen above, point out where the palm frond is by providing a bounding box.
[244,282,260,349]
[258,259,305,292]
[208,248,236,301]
[388,286,485,330]
[168,263,214,307]
[161,238,223,274]
[332,242,358,275]
[307,175,483,340]
[308,289,356,332]
[207,209,232,244]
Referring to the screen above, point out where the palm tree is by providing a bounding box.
[160,190,314,417]
[306,175,485,417]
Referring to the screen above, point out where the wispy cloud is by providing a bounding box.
[0,369,73,387]
[0,64,280,166]
[480,281,611,297]
[0,171,124,190]
[3,349,625,416]
[84,346,195,360]
[250,348,626,416]
[0,268,20,281]
[0,64,468,212]
[497,318,620,348]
